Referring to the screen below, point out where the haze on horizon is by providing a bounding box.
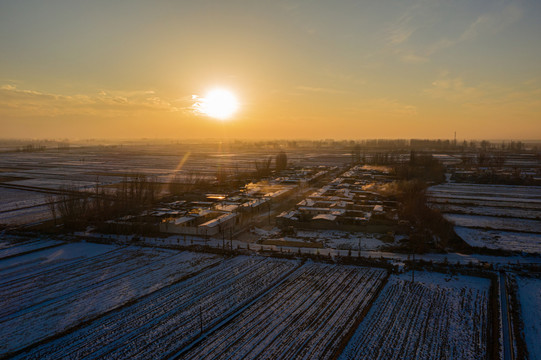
[1,0,540,141]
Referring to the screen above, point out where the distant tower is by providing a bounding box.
[454,131,457,146]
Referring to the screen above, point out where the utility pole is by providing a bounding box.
[411,253,415,283]
[199,306,203,334]
[267,200,271,224]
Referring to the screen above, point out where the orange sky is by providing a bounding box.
[1,0,540,140]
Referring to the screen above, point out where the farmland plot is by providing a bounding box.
[0,238,64,259]
[340,271,491,360]
[428,183,541,253]
[444,214,541,233]
[0,188,51,226]
[0,242,115,283]
[428,196,541,211]
[13,256,300,360]
[516,277,541,360]
[0,204,52,225]
[427,183,541,203]
[0,245,220,355]
[179,263,387,360]
[0,245,169,318]
[0,187,48,213]
[455,227,541,254]
[431,203,541,220]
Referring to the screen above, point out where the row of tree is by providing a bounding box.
[460,152,506,168]
[49,175,159,229]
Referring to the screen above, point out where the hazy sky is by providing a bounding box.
[1,0,540,140]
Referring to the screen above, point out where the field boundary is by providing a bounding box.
[168,262,304,359]
[330,270,390,360]
[3,256,222,359]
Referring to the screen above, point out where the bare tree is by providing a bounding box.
[255,156,272,177]
[275,151,288,171]
[46,194,57,226]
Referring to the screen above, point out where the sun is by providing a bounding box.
[195,88,239,120]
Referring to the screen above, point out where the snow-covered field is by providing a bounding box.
[444,214,541,233]
[0,238,64,259]
[431,203,540,220]
[0,204,53,225]
[428,183,541,203]
[429,196,541,210]
[0,241,113,281]
[340,271,491,360]
[455,227,541,254]
[0,241,220,355]
[179,263,387,359]
[258,229,392,251]
[295,230,390,250]
[4,238,536,360]
[516,277,541,360]
[13,256,300,359]
[428,183,541,253]
[0,188,49,212]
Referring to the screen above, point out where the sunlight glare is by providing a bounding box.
[195,88,239,120]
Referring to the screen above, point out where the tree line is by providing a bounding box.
[49,174,159,229]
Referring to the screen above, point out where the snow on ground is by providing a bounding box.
[431,203,540,220]
[0,241,115,282]
[429,196,541,210]
[286,230,391,250]
[428,183,541,201]
[516,277,541,360]
[0,186,53,225]
[432,193,541,204]
[0,239,64,259]
[179,263,387,360]
[102,231,541,267]
[326,234,388,250]
[0,188,49,212]
[251,227,281,237]
[340,271,491,360]
[455,227,541,254]
[7,178,96,189]
[0,243,220,356]
[445,214,541,233]
[0,205,52,225]
[429,183,541,253]
[14,256,300,360]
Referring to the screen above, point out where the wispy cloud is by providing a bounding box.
[0,85,185,117]
[399,52,430,64]
[460,3,522,42]
[425,73,482,102]
[388,1,522,63]
[426,3,522,56]
[296,85,347,94]
[388,27,415,45]
[386,0,437,45]
[385,0,442,64]
[425,72,541,115]
[348,98,418,117]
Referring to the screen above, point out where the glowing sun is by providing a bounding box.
[194,88,239,120]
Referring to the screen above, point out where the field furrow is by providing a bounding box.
[180,263,387,360]
[339,271,491,360]
[13,256,299,360]
[0,249,219,356]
